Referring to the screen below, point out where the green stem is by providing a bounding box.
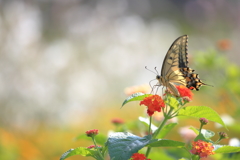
[170,105,184,117]
[148,116,152,135]
[145,108,174,157]
[215,138,221,144]
[92,137,105,160]
[199,124,203,133]
[153,108,174,139]
[145,145,152,158]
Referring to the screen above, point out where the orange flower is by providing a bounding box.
[190,140,215,158]
[86,129,99,137]
[124,84,151,96]
[111,118,124,125]
[140,95,165,116]
[131,153,151,160]
[176,85,193,100]
[217,39,231,51]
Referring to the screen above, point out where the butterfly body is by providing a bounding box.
[156,35,208,96]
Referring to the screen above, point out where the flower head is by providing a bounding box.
[131,153,151,160]
[199,118,209,125]
[190,140,215,158]
[218,132,229,140]
[140,95,165,116]
[176,85,193,101]
[217,39,231,51]
[124,84,151,96]
[86,129,99,137]
[111,118,124,125]
[87,145,101,149]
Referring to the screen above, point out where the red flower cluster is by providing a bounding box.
[190,140,215,158]
[87,145,101,149]
[111,118,124,125]
[176,85,193,100]
[131,153,151,160]
[86,129,99,137]
[140,95,165,116]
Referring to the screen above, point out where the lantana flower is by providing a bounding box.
[176,85,193,101]
[217,39,231,51]
[111,118,124,125]
[199,118,209,125]
[124,84,151,96]
[87,145,101,149]
[86,129,99,137]
[190,140,215,158]
[218,132,229,140]
[130,153,151,160]
[140,95,165,116]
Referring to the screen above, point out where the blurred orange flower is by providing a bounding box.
[124,84,151,96]
[190,140,215,158]
[140,95,165,116]
[217,39,231,51]
[179,126,197,143]
[111,118,124,125]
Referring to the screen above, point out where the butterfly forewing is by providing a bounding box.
[161,35,188,77]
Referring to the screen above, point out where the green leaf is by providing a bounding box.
[214,145,240,153]
[106,132,151,160]
[194,133,214,143]
[122,93,150,107]
[60,147,97,160]
[189,127,215,139]
[200,129,215,139]
[156,123,178,139]
[74,133,107,146]
[178,106,227,129]
[148,139,185,148]
[166,97,179,109]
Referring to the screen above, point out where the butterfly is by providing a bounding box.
[156,35,208,96]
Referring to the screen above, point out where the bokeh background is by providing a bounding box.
[1,0,240,160]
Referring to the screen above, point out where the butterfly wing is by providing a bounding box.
[161,35,188,77]
[158,35,209,96]
[158,35,189,96]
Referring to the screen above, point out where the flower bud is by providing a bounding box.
[86,129,99,137]
[199,118,209,125]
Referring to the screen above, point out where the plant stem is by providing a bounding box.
[199,124,203,133]
[145,108,174,157]
[153,108,173,139]
[215,138,221,144]
[145,145,152,158]
[92,137,105,160]
[148,116,152,135]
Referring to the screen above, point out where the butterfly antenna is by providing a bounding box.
[154,67,160,75]
[203,83,214,87]
[200,78,214,87]
[145,66,158,75]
